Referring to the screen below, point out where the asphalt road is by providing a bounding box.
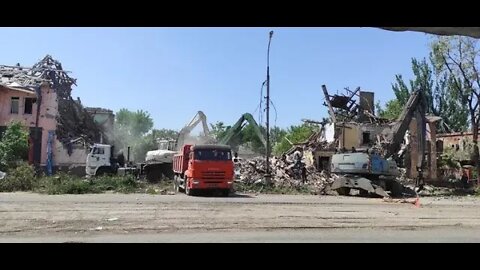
[1,192,479,242]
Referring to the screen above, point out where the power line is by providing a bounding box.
[259,80,266,125]
[270,99,278,127]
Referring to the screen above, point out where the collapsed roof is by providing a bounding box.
[0,55,103,147]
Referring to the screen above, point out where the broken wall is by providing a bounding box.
[86,107,114,143]
[0,84,57,166]
[337,122,389,149]
[0,86,37,126]
[358,91,375,122]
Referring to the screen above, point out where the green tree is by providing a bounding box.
[270,126,287,149]
[378,57,468,132]
[0,121,29,170]
[113,109,155,162]
[273,124,317,155]
[209,121,228,141]
[115,109,153,137]
[378,99,403,120]
[241,124,267,154]
[151,129,179,140]
[431,36,480,180]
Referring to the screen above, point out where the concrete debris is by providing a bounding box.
[395,168,414,185]
[234,156,338,194]
[383,197,419,204]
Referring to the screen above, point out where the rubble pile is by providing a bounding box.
[395,168,414,185]
[235,156,337,194]
[56,97,102,146]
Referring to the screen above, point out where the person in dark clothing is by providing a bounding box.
[301,166,307,183]
[461,171,469,189]
[116,152,125,167]
[233,152,239,162]
[351,146,356,153]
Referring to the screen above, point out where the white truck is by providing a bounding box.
[143,139,177,181]
[86,111,211,181]
[86,143,137,177]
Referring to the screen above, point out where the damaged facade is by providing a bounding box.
[85,107,115,143]
[294,85,441,182]
[0,56,107,174]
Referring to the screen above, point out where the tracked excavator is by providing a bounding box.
[144,111,211,182]
[218,113,267,152]
[330,89,427,197]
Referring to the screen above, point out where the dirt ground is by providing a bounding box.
[1,192,480,242]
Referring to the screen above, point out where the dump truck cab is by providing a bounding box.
[173,144,234,196]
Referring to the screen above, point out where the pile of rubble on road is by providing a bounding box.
[234,156,338,194]
[395,168,476,196]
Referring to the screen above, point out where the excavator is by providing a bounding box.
[330,89,427,197]
[144,111,210,182]
[175,111,212,149]
[218,113,267,152]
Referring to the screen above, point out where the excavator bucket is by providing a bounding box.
[331,175,389,198]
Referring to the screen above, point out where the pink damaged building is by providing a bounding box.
[0,55,109,174]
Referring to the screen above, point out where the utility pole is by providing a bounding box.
[265,30,274,185]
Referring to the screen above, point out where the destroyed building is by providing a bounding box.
[0,55,107,175]
[85,107,115,143]
[287,85,440,182]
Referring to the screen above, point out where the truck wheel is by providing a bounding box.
[173,176,179,193]
[221,189,230,197]
[162,165,174,180]
[336,187,351,196]
[389,181,404,198]
[95,168,108,177]
[146,167,161,183]
[185,180,192,196]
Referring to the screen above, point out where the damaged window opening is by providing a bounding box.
[24,98,36,114]
[92,147,104,155]
[362,132,371,145]
[10,97,19,114]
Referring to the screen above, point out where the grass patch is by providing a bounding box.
[0,162,36,192]
[34,173,146,195]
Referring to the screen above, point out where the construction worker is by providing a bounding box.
[461,171,469,189]
[117,151,125,167]
[301,165,307,183]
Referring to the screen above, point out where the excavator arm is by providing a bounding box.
[219,113,267,148]
[176,111,211,150]
[384,90,426,160]
[382,89,427,187]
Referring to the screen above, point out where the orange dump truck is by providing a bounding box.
[172,144,234,196]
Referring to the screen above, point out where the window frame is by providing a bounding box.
[10,97,20,114]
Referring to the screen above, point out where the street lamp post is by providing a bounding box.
[265,31,274,185]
